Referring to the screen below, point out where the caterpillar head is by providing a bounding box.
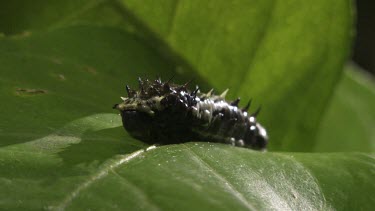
[113,77,195,142]
[250,122,268,150]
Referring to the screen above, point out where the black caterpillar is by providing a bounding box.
[113,77,268,150]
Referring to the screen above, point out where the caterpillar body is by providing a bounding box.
[113,77,268,150]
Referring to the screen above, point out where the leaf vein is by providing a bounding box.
[167,0,181,38]
[112,171,160,211]
[183,145,257,211]
[239,0,277,93]
[52,149,144,210]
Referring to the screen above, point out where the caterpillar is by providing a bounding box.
[113,77,268,150]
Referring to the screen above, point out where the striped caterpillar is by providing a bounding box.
[113,77,268,150]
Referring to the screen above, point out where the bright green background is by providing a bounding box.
[0,0,374,210]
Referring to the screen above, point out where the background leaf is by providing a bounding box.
[315,64,375,152]
[0,0,105,34]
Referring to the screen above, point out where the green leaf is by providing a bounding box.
[64,144,374,211]
[0,0,105,34]
[2,133,375,210]
[315,64,375,152]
